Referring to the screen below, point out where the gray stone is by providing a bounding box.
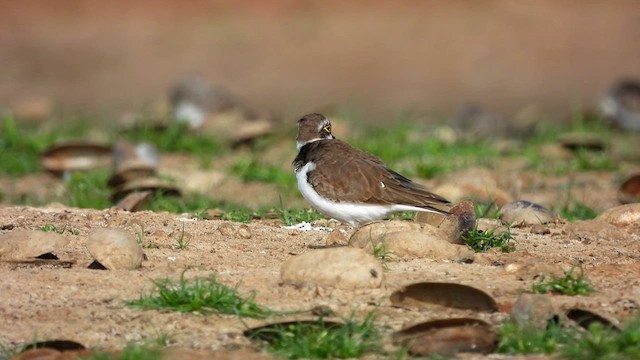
[500,200,554,226]
[86,228,144,270]
[280,247,383,289]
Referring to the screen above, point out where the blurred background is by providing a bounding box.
[1,0,639,123]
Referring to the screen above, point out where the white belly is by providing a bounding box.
[295,162,428,227]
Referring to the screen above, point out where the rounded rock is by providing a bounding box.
[280,247,383,289]
[596,203,640,227]
[500,200,554,226]
[349,221,473,261]
[86,228,144,270]
[0,230,69,260]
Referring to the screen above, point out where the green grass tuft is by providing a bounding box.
[497,321,573,355]
[560,201,598,221]
[82,342,164,360]
[463,227,515,252]
[532,267,593,296]
[562,320,640,360]
[231,158,296,188]
[499,317,640,358]
[65,171,112,209]
[40,224,79,235]
[279,207,324,225]
[126,273,275,318]
[350,123,497,178]
[250,314,382,359]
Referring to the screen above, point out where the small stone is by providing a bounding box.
[500,200,554,227]
[86,228,144,270]
[511,293,555,329]
[596,203,640,227]
[0,230,69,260]
[217,223,236,237]
[530,224,550,235]
[237,224,252,239]
[280,247,383,289]
[325,230,348,247]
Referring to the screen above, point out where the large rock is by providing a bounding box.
[349,221,474,261]
[0,230,69,260]
[86,228,144,270]
[280,247,383,289]
[596,203,640,227]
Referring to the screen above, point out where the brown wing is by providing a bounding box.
[306,140,450,211]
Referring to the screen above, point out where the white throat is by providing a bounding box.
[296,135,333,150]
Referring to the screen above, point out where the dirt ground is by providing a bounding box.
[1,154,639,358]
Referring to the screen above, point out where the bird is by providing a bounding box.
[293,113,451,227]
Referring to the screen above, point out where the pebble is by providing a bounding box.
[280,247,383,289]
[237,224,252,239]
[0,230,69,260]
[530,224,550,235]
[86,228,144,270]
[500,200,554,226]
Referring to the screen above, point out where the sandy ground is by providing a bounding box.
[1,180,639,358]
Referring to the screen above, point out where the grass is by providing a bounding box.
[126,273,275,318]
[532,267,594,296]
[498,318,640,359]
[349,122,497,178]
[372,242,394,269]
[0,116,54,175]
[40,223,79,235]
[279,207,324,225]
[173,223,190,250]
[248,313,382,359]
[560,201,598,221]
[231,158,296,188]
[122,121,223,167]
[474,201,501,219]
[80,342,164,360]
[462,227,515,252]
[498,320,571,355]
[65,171,112,209]
[562,320,640,359]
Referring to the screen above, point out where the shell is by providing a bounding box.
[618,173,640,204]
[40,142,112,175]
[111,177,181,202]
[390,282,498,312]
[393,318,498,357]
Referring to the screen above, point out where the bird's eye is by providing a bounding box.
[322,125,331,134]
